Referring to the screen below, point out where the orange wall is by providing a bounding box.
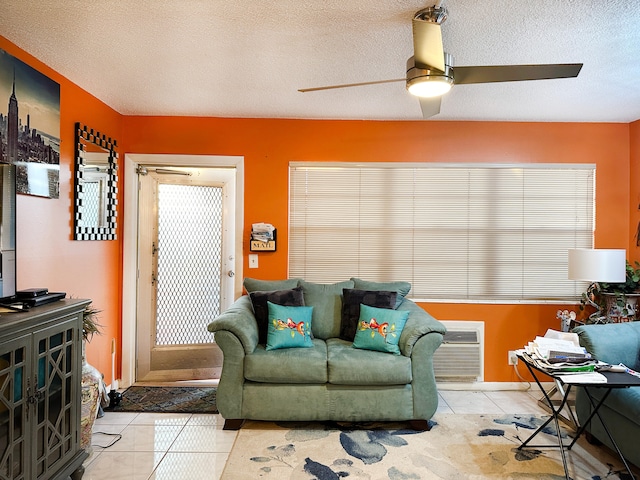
[630,120,640,262]
[123,117,631,382]
[0,37,124,380]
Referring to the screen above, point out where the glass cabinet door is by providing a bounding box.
[32,317,79,479]
[0,334,30,480]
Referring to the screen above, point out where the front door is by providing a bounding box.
[136,166,235,382]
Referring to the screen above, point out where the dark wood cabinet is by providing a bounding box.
[0,299,90,480]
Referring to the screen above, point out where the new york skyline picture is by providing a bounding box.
[0,48,60,199]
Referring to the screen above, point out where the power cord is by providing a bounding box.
[92,432,122,449]
[512,361,531,390]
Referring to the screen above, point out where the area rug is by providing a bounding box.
[222,414,635,479]
[111,386,218,414]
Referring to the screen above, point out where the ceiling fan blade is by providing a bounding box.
[412,19,445,72]
[298,78,405,93]
[419,97,441,119]
[454,63,583,84]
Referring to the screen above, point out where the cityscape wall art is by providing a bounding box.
[0,48,60,199]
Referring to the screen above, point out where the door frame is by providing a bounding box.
[122,153,244,388]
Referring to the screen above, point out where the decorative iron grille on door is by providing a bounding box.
[155,184,223,346]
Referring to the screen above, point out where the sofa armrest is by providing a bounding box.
[574,322,640,368]
[396,299,446,357]
[207,295,259,354]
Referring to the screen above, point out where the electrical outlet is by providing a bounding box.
[508,350,518,366]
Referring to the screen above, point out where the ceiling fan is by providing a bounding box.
[298,2,583,119]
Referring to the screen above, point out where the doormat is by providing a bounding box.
[111,386,218,414]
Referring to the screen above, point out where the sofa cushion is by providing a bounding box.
[266,303,313,351]
[244,338,328,384]
[249,287,305,344]
[301,280,354,339]
[243,277,301,293]
[579,385,640,424]
[350,278,411,308]
[353,304,409,355]
[340,289,397,341]
[327,338,412,385]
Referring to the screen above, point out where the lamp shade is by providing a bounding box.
[567,248,626,282]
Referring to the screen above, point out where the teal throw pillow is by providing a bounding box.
[266,302,313,351]
[353,304,409,355]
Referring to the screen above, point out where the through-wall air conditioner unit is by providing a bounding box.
[433,320,484,383]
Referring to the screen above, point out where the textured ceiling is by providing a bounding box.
[1,0,639,122]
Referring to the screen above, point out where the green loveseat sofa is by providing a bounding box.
[207,278,446,430]
[573,322,640,468]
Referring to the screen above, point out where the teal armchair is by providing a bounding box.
[573,322,640,468]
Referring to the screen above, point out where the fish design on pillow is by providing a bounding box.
[273,317,306,336]
[359,318,391,338]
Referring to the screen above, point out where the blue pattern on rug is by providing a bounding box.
[339,429,414,465]
[492,414,566,438]
[244,415,630,479]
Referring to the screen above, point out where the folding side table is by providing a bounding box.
[517,352,639,480]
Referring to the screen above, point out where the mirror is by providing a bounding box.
[73,123,118,240]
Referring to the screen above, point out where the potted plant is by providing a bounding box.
[581,261,640,323]
[82,303,103,343]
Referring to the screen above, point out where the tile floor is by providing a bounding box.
[83,389,550,480]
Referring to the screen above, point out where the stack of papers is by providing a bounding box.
[521,329,597,373]
[251,223,275,242]
[558,372,607,384]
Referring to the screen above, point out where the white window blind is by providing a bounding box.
[289,162,595,301]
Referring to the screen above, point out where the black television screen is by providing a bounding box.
[0,164,16,302]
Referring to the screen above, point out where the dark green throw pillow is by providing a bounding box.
[249,287,305,344]
[340,288,397,341]
[350,278,411,308]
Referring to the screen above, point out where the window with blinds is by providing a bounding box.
[289,162,595,301]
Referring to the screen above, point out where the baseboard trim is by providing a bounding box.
[437,381,554,391]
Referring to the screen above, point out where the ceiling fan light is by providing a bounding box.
[407,76,452,98]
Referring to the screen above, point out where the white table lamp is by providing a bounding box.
[568,248,626,323]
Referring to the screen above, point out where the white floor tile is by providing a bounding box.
[92,422,128,434]
[187,413,226,427]
[436,393,453,414]
[83,451,165,480]
[107,425,184,452]
[94,411,140,426]
[83,448,102,469]
[438,390,505,414]
[130,412,192,426]
[169,425,238,453]
[149,452,229,480]
[484,390,547,414]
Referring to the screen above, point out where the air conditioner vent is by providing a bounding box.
[434,321,484,383]
[442,330,478,344]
